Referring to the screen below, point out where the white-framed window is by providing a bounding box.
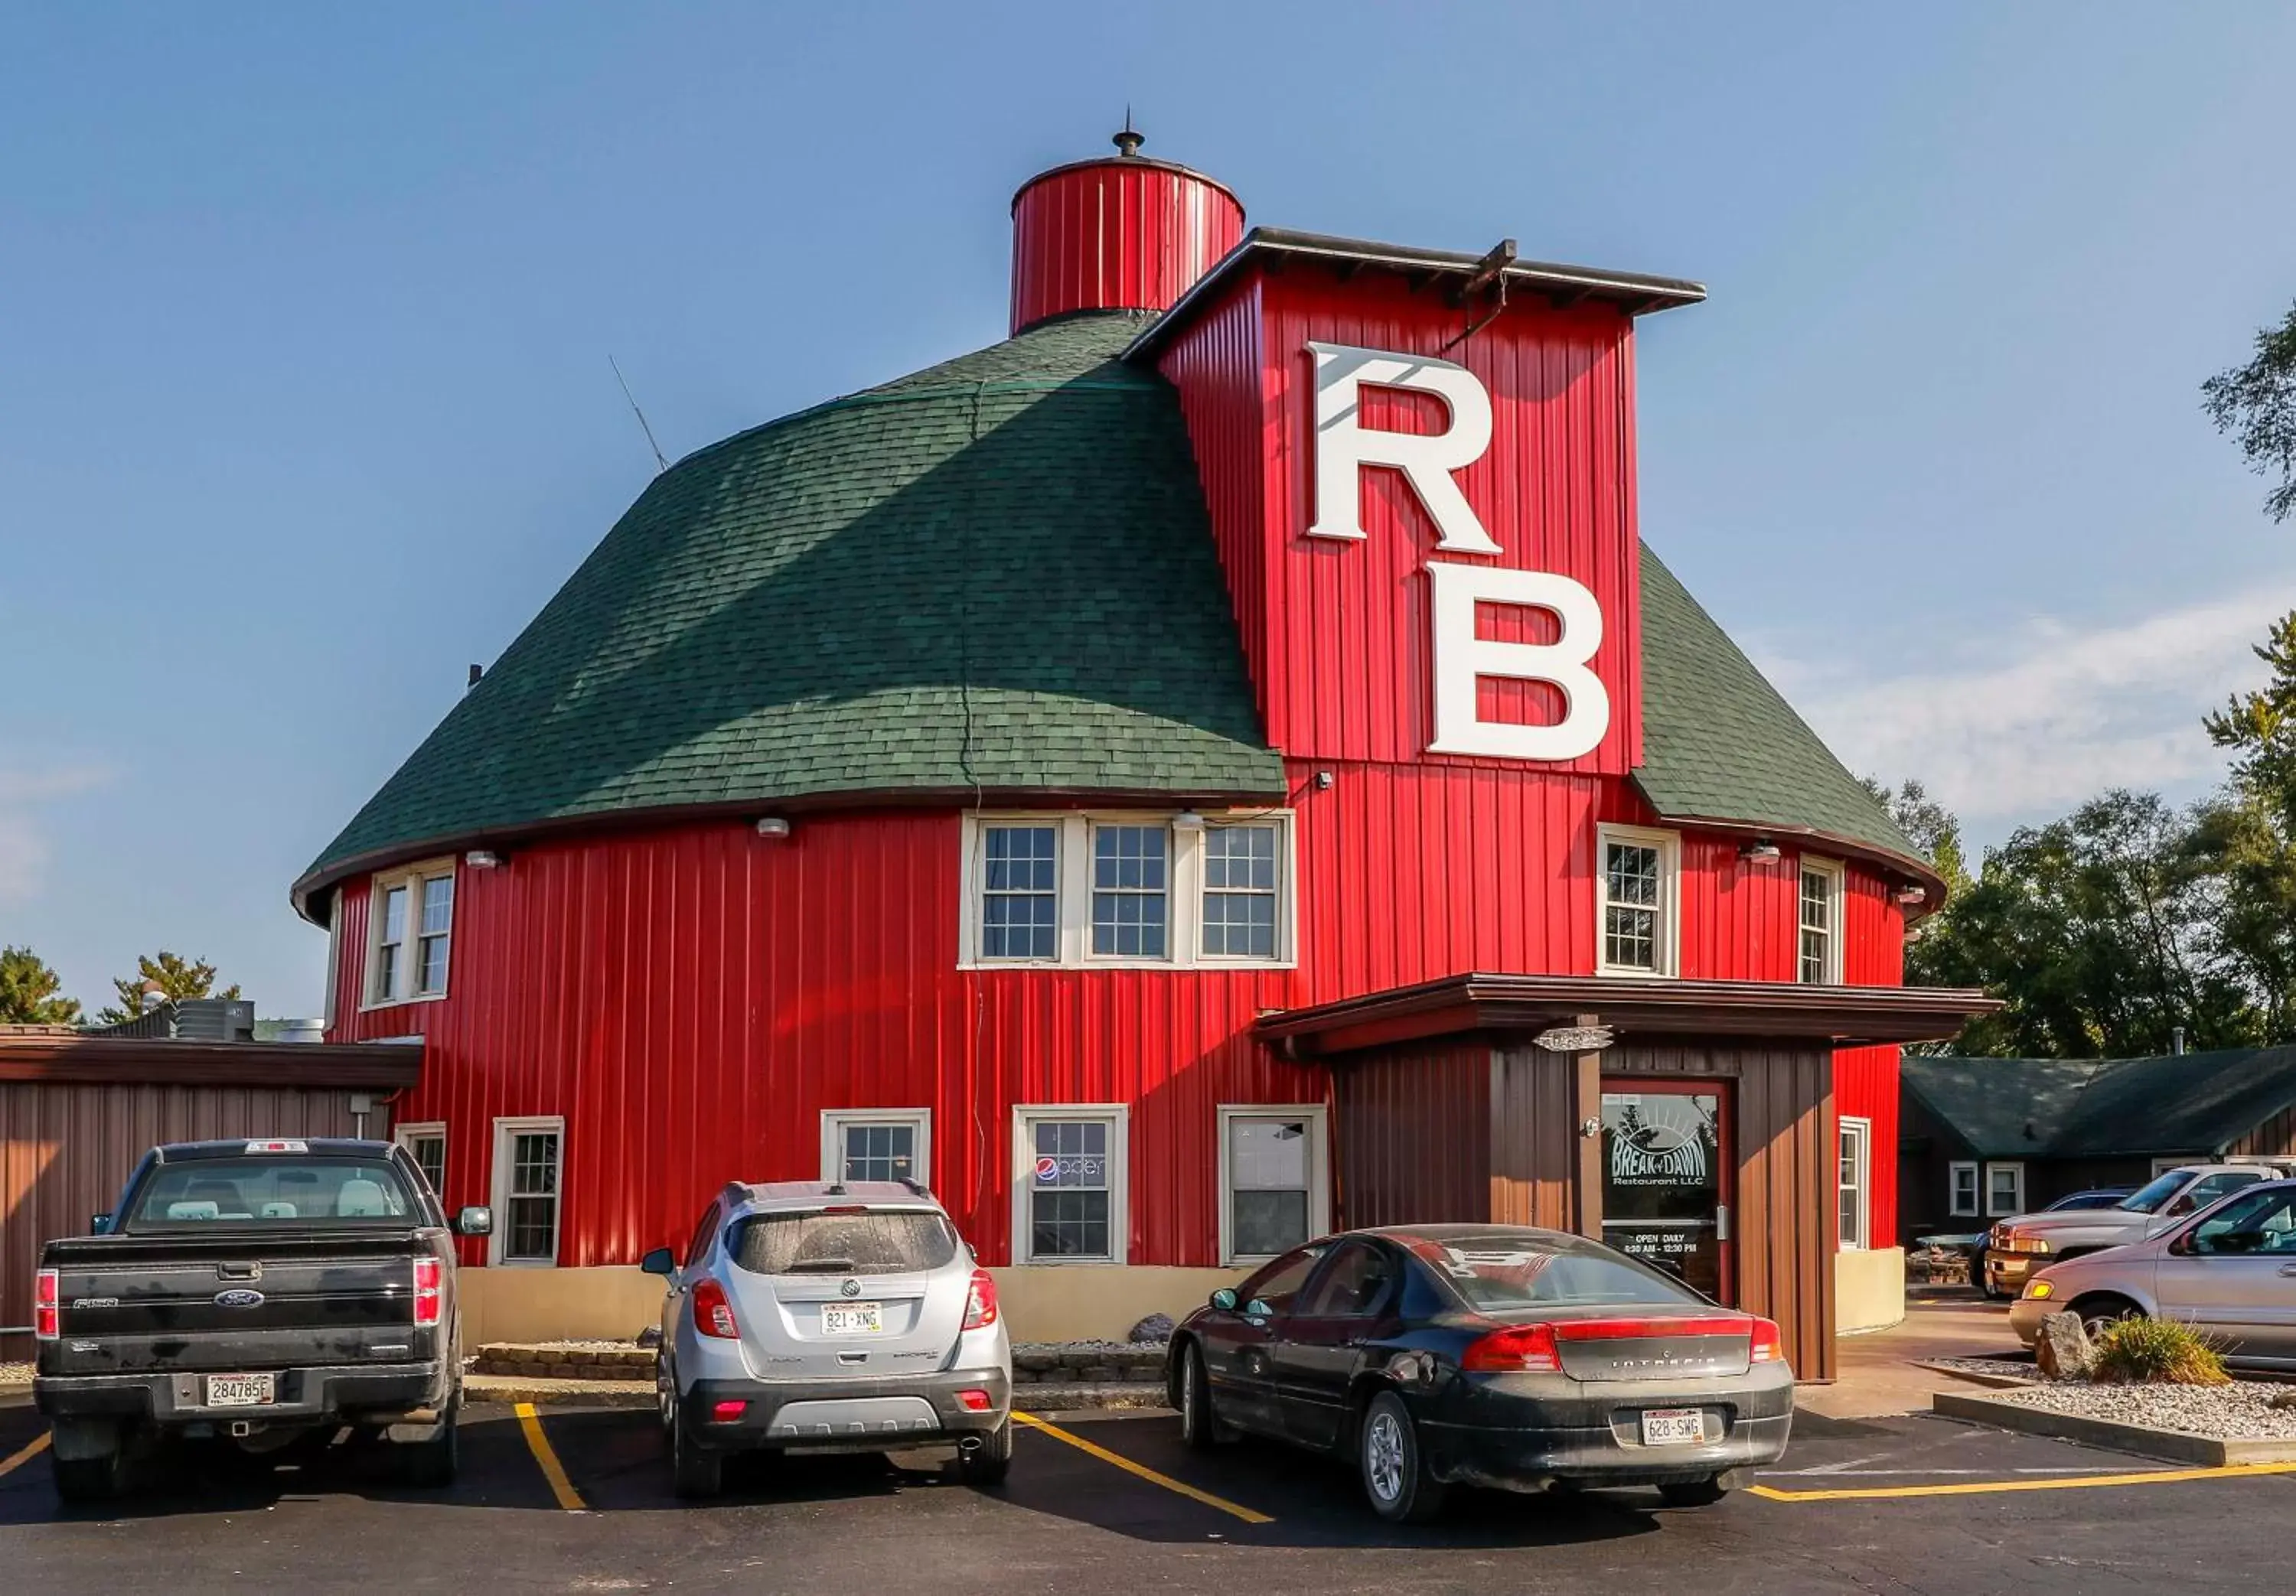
[395,1121,447,1201]
[490,1116,564,1265]
[1985,1161,2026,1218]
[1218,1105,1331,1266]
[1596,824,1679,976]
[820,1109,932,1188]
[959,812,1295,969]
[1838,1116,1870,1249]
[322,898,341,1034]
[365,859,455,1007]
[1012,1106,1129,1265]
[1949,1161,1979,1217]
[1799,856,1845,985]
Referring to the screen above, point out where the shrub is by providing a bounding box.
[2087,1316,2231,1386]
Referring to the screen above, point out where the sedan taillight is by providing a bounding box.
[961,1269,999,1331]
[692,1277,740,1339]
[1748,1316,1786,1363]
[34,1269,59,1340]
[1462,1323,1561,1373]
[412,1256,443,1327]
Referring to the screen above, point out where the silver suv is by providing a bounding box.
[641,1181,1013,1497]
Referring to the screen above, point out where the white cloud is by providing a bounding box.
[0,761,112,902]
[1756,585,2296,831]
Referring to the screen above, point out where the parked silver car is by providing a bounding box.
[2008,1177,2296,1370]
[642,1180,1013,1497]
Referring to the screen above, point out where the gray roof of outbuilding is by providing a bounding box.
[1903,1047,2296,1159]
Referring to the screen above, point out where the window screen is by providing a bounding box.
[1603,842,1662,970]
[1229,1115,1312,1257]
[1029,1118,1113,1259]
[1202,824,1279,958]
[1090,825,1168,957]
[982,826,1058,959]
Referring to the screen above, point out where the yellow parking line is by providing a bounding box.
[0,1432,51,1480]
[1012,1411,1273,1525]
[514,1402,587,1511]
[1751,1458,2296,1503]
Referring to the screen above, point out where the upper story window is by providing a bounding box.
[1091,825,1169,958]
[980,825,1060,960]
[1799,857,1844,984]
[367,861,455,1006]
[961,813,1294,969]
[1596,825,1678,976]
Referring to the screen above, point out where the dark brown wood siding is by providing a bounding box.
[1332,1043,1492,1230]
[2,1082,380,1355]
[2232,1105,2296,1158]
[1489,1047,1583,1231]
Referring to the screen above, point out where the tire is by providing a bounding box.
[1658,1475,1730,1507]
[656,1350,677,1434]
[400,1404,460,1488]
[1177,1343,1227,1450]
[2072,1295,2144,1340]
[1358,1391,1447,1524]
[51,1448,127,1504]
[959,1418,1013,1487]
[670,1399,722,1500]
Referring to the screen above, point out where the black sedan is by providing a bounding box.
[1167,1223,1793,1522]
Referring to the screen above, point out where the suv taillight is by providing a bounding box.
[34,1269,59,1340]
[692,1277,740,1339]
[961,1269,998,1331]
[412,1256,442,1327]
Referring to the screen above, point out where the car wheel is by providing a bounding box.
[1358,1391,1447,1524]
[670,1398,722,1499]
[959,1418,1013,1487]
[400,1403,460,1488]
[1178,1344,1228,1450]
[1658,1475,1730,1508]
[2073,1295,2144,1340]
[51,1446,128,1504]
[656,1350,677,1433]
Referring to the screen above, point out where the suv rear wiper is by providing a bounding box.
[782,1258,859,1273]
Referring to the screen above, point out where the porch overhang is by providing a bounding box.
[0,1034,423,1090]
[1256,973,1999,1058]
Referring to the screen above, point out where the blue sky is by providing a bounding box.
[3,4,2292,1015]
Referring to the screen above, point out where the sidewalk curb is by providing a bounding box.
[1933,1390,2296,1466]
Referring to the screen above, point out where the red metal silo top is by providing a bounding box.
[1009,126,1244,334]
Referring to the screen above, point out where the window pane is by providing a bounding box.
[375,942,400,999]
[1030,1189,1112,1259]
[1605,843,1659,907]
[982,826,1058,959]
[1231,1118,1308,1189]
[1091,826,1168,958]
[420,875,454,935]
[840,1122,917,1184]
[381,885,409,944]
[417,933,450,994]
[1605,904,1656,970]
[1233,1189,1309,1257]
[1027,1117,1115,1259]
[409,1135,445,1197]
[1202,825,1280,958]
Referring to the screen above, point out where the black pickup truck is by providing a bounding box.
[33,1137,491,1500]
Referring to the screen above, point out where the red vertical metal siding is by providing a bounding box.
[1009,161,1243,334]
[1158,265,1643,776]
[1835,874,1906,1246]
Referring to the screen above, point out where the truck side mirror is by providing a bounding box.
[90,1214,109,1233]
[452,1205,494,1237]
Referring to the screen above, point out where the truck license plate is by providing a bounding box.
[820,1303,882,1336]
[1640,1408,1704,1446]
[205,1373,276,1408]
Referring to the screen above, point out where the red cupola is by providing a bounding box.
[1008,123,1244,334]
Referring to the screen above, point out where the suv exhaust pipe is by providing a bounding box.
[957,1435,984,1458]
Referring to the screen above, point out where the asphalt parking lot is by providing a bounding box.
[2,1396,2291,1593]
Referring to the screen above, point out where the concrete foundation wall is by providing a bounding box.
[455,1263,1251,1347]
[1835,1246,1906,1335]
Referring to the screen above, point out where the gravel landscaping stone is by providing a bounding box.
[1995,1382,2296,1440]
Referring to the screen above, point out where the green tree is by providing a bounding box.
[0,945,81,1025]
[2203,301,2296,523]
[96,950,241,1025]
[1862,775,1973,903]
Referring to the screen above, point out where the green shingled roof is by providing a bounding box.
[1904,1047,2296,1159]
[301,311,1926,905]
[300,312,1287,893]
[1636,550,1920,865]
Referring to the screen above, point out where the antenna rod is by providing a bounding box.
[608,354,670,474]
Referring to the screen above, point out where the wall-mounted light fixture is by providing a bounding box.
[1172,810,1206,832]
[755,817,793,839]
[1738,839,1782,861]
[464,849,503,869]
[1314,770,1335,791]
[1894,884,1927,906]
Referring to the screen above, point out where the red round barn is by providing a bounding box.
[297,130,1975,1373]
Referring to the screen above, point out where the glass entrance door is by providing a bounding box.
[1600,1085,1731,1301]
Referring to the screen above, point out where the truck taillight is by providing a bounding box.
[34,1268,59,1340]
[412,1256,442,1327]
[692,1277,739,1339]
[961,1268,998,1331]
